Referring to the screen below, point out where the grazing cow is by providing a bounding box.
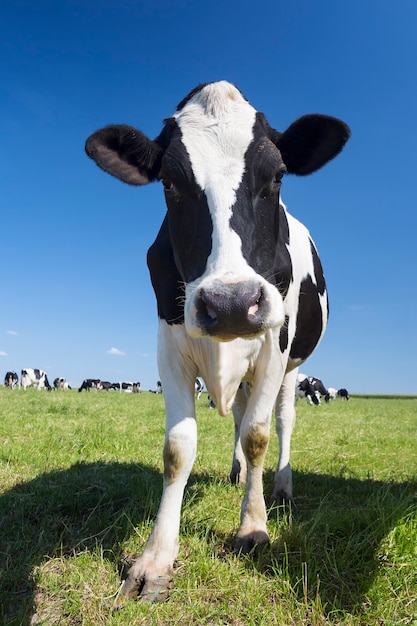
[195,378,204,399]
[53,377,71,390]
[155,381,162,394]
[338,388,350,400]
[78,378,101,392]
[4,371,19,389]
[97,380,113,391]
[21,368,51,391]
[307,376,328,406]
[325,387,338,402]
[113,381,137,392]
[295,373,320,406]
[85,80,350,602]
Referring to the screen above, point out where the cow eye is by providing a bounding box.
[161,178,175,192]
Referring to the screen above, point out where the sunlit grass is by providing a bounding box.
[0,389,416,625]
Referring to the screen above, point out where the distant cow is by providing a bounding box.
[21,368,51,391]
[324,387,337,402]
[97,381,113,391]
[86,80,349,601]
[53,377,71,390]
[338,388,350,400]
[307,377,328,405]
[195,378,204,399]
[78,378,101,392]
[4,371,18,389]
[296,374,320,406]
[113,381,138,393]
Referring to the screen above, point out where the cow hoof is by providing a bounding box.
[120,572,173,603]
[269,489,293,505]
[235,530,270,556]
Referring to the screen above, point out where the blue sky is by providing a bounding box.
[1,0,416,394]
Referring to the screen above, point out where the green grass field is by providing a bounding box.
[0,388,416,625]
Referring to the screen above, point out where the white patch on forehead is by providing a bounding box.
[174,81,257,275]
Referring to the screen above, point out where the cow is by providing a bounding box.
[132,382,141,393]
[307,376,328,405]
[113,381,137,392]
[338,388,350,400]
[325,387,338,402]
[97,380,113,391]
[85,80,350,602]
[295,373,320,406]
[78,378,101,392]
[195,378,204,399]
[21,368,51,391]
[53,377,71,390]
[4,371,19,389]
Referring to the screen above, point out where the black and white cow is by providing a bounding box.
[97,380,113,391]
[113,381,137,392]
[21,368,51,391]
[78,378,101,392]
[195,378,204,399]
[295,373,320,406]
[4,371,19,389]
[53,377,71,390]
[338,388,350,400]
[86,81,350,602]
[307,376,328,405]
[325,387,338,402]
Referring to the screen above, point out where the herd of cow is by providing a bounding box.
[2,369,141,393]
[3,369,348,405]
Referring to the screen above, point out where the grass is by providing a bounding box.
[0,388,416,625]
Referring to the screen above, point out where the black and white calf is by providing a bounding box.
[86,81,349,602]
[78,378,101,392]
[21,368,51,391]
[4,371,19,389]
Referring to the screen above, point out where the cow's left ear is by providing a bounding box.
[271,115,351,176]
[85,125,163,185]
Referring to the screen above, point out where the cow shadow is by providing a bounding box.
[257,468,417,615]
[1,462,415,623]
[0,461,164,624]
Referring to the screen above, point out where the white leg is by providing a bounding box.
[121,324,198,602]
[271,368,298,503]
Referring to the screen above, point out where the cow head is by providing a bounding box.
[86,81,350,340]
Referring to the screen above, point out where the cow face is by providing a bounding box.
[86,81,349,341]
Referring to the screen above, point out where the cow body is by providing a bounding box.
[295,373,320,405]
[86,81,349,602]
[53,377,71,390]
[4,371,19,389]
[338,388,350,400]
[21,368,51,391]
[78,378,101,392]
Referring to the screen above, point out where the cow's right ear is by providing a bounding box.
[85,125,163,185]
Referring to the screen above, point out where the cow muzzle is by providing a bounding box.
[189,278,279,340]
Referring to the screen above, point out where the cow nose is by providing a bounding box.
[197,281,265,338]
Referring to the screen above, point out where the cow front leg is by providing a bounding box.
[120,412,197,603]
[270,368,297,503]
[235,414,271,554]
